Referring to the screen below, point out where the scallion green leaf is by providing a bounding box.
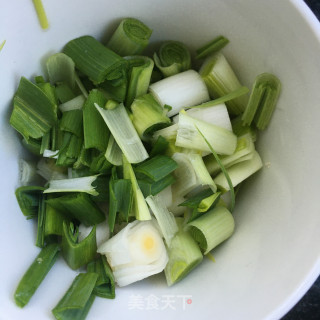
[154,41,191,78]
[61,222,97,270]
[105,136,122,166]
[60,109,83,137]
[244,73,281,130]
[107,18,152,56]
[199,53,247,115]
[64,36,127,85]
[196,35,229,60]
[242,73,281,129]
[188,206,235,254]
[10,77,57,140]
[32,0,49,30]
[52,272,98,320]
[125,56,154,107]
[14,243,60,308]
[164,228,203,286]
[196,126,236,212]
[87,255,115,299]
[123,155,151,221]
[83,89,109,152]
[131,93,171,140]
[135,155,178,182]
[231,115,257,141]
[0,40,6,52]
[149,135,169,157]
[108,169,133,234]
[47,53,76,91]
[15,186,45,219]
[46,192,105,226]
[214,150,263,191]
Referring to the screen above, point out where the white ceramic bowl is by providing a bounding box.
[1,0,320,319]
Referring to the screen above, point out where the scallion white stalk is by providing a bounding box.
[186,153,217,193]
[43,149,59,159]
[176,111,237,155]
[37,158,68,181]
[98,220,168,287]
[123,156,151,221]
[43,175,100,196]
[204,133,255,175]
[149,70,209,117]
[59,95,85,112]
[105,135,122,166]
[164,228,203,286]
[157,185,173,208]
[199,53,247,115]
[214,151,263,191]
[188,206,235,254]
[153,123,178,142]
[146,195,178,246]
[173,103,232,131]
[19,159,39,186]
[95,102,149,164]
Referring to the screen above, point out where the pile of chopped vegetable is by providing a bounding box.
[10,17,281,319]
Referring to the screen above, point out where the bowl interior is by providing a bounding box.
[1,0,320,319]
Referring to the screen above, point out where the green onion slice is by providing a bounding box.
[0,40,6,52]
[10,77,57,140]
[125,56,154,107]
[52,272,98,320]
[188,206,235,254]
[123,155,151,220]
[46,192,105,226]
[135,155,178,182]
[131,93,171,140]
[242,73,281,130]
[46,53,76,90]
[196,36,229,60]
[107,18,152,56]
[82,89,109,151]
[196,126,235,212]
[189,86,249,109]
[64,36,127,85]
[164,229,203,286]
[61,222,97,270]
[87,255,115,299]
[199,53,247,115]
[32,0,49,30]
[15,186,45,219]
[108,168,133,234]
[150,135,169,157]
[154,41,191,78]
[95,102,149,164]
[14,243,60,308]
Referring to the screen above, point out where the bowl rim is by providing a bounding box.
[270,3,320,318]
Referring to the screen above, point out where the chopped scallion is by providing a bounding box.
[149,70,210,117]
[61,222,97,270]
[64,36,127,84]
[188,206,235,254]
[52,272,98,320]
[154,41,191,77]
[14,243,60,308]
[107,18,152,56]
[196,35,229,60]
[32,0,49,30]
